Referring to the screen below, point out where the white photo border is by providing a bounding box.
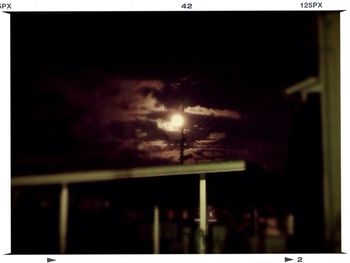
[1,1,349,263]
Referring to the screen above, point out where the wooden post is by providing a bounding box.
[319,13,341,251]
[153,205,160,254]
[199,173,207,253]
[59,184,69,254]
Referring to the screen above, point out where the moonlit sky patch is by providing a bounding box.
[11,12,319,175]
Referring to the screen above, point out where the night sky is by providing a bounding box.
[11,12,319,176]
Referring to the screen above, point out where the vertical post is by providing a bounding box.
[59,184,69,254]
[318,13,341,251]
[199,173,207,253]
[252,207,259,252]
[153,205,160,254]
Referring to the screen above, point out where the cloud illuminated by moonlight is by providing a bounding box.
[184,105,241,119]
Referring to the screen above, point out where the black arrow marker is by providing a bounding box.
[47,258,56,262]
[285,257,293,262]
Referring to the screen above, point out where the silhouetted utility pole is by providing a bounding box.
[180,105,185,164]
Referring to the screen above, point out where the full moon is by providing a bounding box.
[170,114,184,128]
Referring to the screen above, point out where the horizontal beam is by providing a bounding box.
[284,76,320,95]
[12,160,246,187]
